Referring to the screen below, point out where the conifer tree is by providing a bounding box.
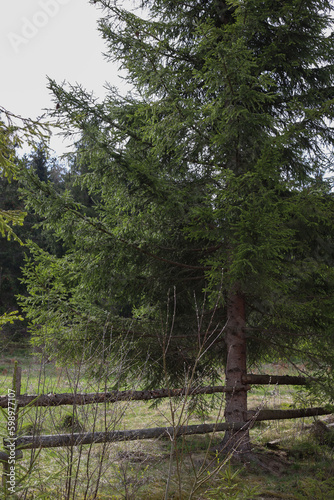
[20,0,334,452]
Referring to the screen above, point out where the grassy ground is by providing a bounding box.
[0,347,333,499]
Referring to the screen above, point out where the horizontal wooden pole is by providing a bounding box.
[247,407,332,421]
[9,422,250,450]
[0,374,309,410]
[5,407,332,451]
[0,374,310,410]
[242,374,307,386]
[0,384,249,409]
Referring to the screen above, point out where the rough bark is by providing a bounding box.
[221,285,251,454]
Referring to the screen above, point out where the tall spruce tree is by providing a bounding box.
[19,0,334,452]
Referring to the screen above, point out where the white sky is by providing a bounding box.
[0,0,129,157]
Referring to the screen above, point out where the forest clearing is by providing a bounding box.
[2,0,334,498]
[0,346,334,499]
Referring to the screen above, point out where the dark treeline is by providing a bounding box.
[0,143,92,341]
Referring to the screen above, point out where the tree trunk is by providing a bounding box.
[219,285,251,454]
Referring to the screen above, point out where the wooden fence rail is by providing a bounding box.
[0,384,245,409]
[4,407,331,451]
[1,365,332,491]
[0,373,307,409]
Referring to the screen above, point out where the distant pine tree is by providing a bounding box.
[28,144,49,182]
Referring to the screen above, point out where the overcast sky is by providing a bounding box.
[1,0,130,157]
